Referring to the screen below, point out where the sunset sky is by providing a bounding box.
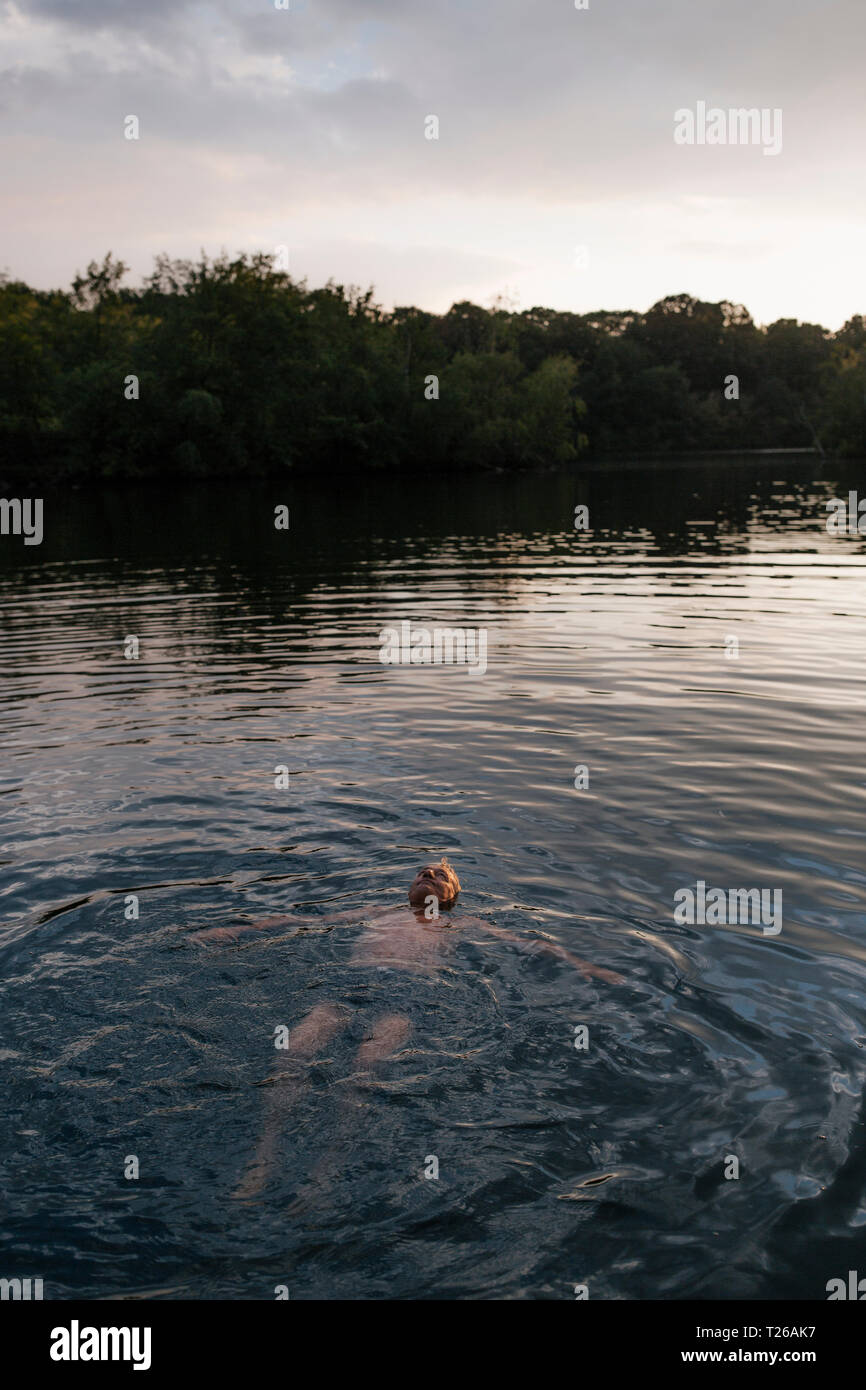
[2,0,863,328]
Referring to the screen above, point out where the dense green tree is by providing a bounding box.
[0,254,862,481]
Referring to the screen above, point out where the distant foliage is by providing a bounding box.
[0,255,862,479]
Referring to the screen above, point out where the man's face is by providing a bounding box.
[408,863,460,908]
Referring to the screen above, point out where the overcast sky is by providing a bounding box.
[1,0,863,327]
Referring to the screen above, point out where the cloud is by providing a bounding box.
[2,0,864,325]
[21,0,187,25]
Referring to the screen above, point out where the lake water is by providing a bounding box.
[2,453,866,1300]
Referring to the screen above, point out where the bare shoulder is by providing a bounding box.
[454,914,497,931]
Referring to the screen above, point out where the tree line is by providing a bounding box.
[1,251,864,480]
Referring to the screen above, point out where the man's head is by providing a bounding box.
[408,857,461,909]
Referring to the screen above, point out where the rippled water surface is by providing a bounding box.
[2,456,866,1299]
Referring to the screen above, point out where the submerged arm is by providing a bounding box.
[475,920,623,984]
[191,905,366,945]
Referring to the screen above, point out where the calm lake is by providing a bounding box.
[2,453,866,1300]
